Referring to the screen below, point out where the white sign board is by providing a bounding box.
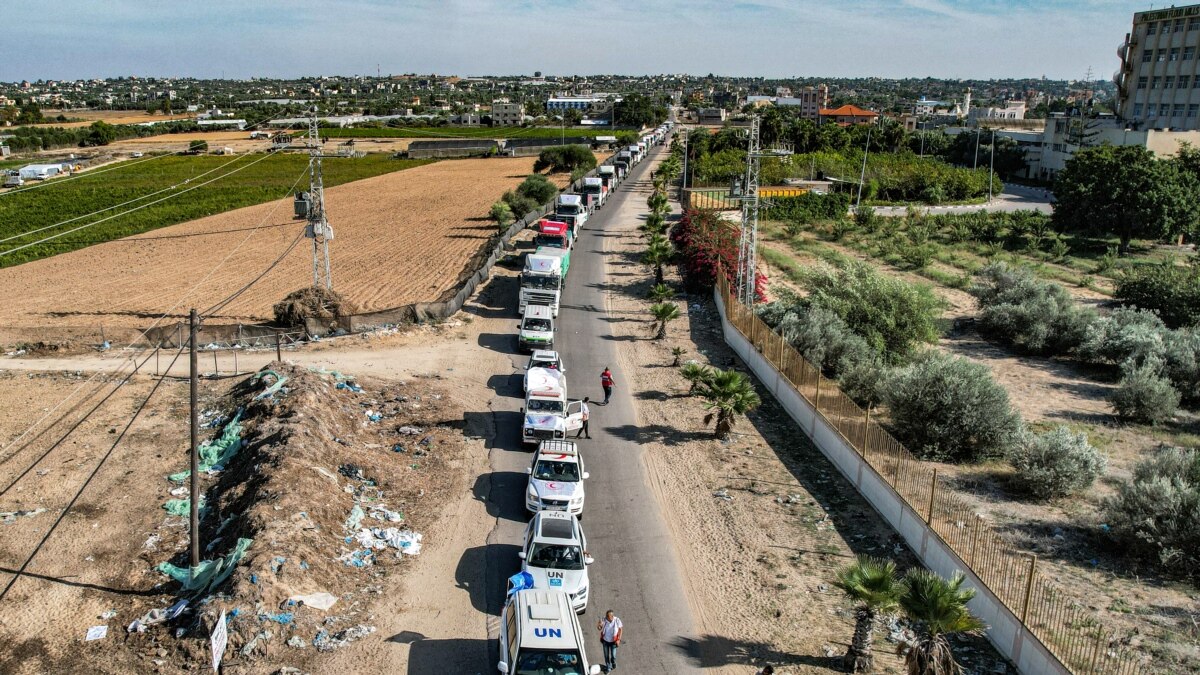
[210,609,227,672]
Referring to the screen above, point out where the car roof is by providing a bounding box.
[534,511,580,542]
[530,350,559,360]
[511,590,578,650]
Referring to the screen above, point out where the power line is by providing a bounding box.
[0,149,285,259]
[0,344,185,604]
[0,151,267,246]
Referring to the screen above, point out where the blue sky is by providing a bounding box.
[3,0,1143,81]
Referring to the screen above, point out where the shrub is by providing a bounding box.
[768,192,852,223]
[969,262,1095,355]
[1110,360,1180,425]
[1009,427,1106,498]
[672,209,740,293]
[1115,263,1200,329]
[801,261,943,364]
[489,201,514,228]
[1162,328,1200,405]
[1103,446,1200,579]
[881,350,1024,462]
[502,190,538,219]
[1078,307,1168,367]
[515,173,558,205]
[533,144,596,174]
[854,206,878,231]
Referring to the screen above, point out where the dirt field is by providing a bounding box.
[0,156,556,337]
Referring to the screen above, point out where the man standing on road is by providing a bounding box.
[597,609,623,672]
[575,397,591,439]
[600,368,615,405]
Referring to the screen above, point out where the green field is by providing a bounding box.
[319,126,621,140]
[0,153,431,268]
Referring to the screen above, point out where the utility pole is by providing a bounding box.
[988,129,996,202]
[973,129,981,170]
[855,126,872,210]
[304,108,334,289]
[188,309,200,567]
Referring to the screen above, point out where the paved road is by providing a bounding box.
[476,144,699,673]
[871,182,1053,216]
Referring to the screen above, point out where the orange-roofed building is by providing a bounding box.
[818,105,879,126]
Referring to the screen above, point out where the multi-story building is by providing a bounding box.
[970,100,1027,121]
[1116,3,1200,130]
[491,100,524,126]
[743,85,828,121]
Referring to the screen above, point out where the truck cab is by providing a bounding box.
[520,254,564,317]
[597,165,616,192]
[580,177,606,211]
[627,144,641,165]
[554,195,587,237]
[498,590,601,675]
[613,156,630,179]
[535,219,573,250]
[519,304,555,353]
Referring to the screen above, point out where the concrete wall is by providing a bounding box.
[712,289,1069,675]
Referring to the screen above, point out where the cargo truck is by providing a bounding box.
[520,253,564,316]
[554,194,587,236]
[581,176,606,210]
[534,219,573,250]
[535,245,569,279]
[597,165,616,192]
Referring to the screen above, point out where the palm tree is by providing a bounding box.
[897,570,986,675]
[649,302,681,339]
[640,212,666,236]
[679,362,713,394]
[671,346,686,366]
[647,283,673,302]
[834,557,903,672]
[697,368,761,438]
[642,237,674,284]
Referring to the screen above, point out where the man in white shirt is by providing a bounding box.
[574,397,591,439]
[597,610,623,672]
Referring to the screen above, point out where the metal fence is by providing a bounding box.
[682,186,813,211]
[716,275,1146,675]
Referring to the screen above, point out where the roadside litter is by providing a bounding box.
[289,592,338,611]
[162,496,205,517]
[1,508,46,524]
[336,381,363,393]
[287,636,308,649]
[368,506,403,523]
[253,370,290,401]
[343,504,365,531]
[127,599,188,633]
[352,527,423,556]
[313,624,375,652]
[259,611,294,625]
[85,625,108,641]
[168,410,244,481]
[712,489,733,501]
[155,537,253,595]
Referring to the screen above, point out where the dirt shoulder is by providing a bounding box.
[598,194,1008,670]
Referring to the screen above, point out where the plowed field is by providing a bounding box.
[0,157,553,335]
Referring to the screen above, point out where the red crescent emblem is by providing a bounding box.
[547,482,559,489]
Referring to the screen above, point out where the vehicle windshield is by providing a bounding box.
[558,205,582,215]
[583,186,600,194]
[515,648,585,675]
[534,460,580,482]
[531,359,558,370]
[523,318,551,332]
[521,274,560,290]
[534,235,565,249]
[527,543,584,570]
[527,399,564,413]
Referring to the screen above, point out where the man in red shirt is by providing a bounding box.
[600,368,615,405]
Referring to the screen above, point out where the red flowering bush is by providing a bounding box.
[671,208,768,301]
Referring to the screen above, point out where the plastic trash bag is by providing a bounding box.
[155,537,253,595]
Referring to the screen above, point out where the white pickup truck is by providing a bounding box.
[522,368,585,445]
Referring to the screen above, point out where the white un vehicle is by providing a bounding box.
[525,440,588,516]
[524,350,564,392]
[519,510,594,614]
[499,589,601,675]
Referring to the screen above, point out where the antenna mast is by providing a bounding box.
[304,108,334,289]
[734,115,792,305]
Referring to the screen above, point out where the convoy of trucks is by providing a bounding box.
[499,124,673,672]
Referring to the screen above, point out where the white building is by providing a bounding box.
[1116,3,1200,131]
